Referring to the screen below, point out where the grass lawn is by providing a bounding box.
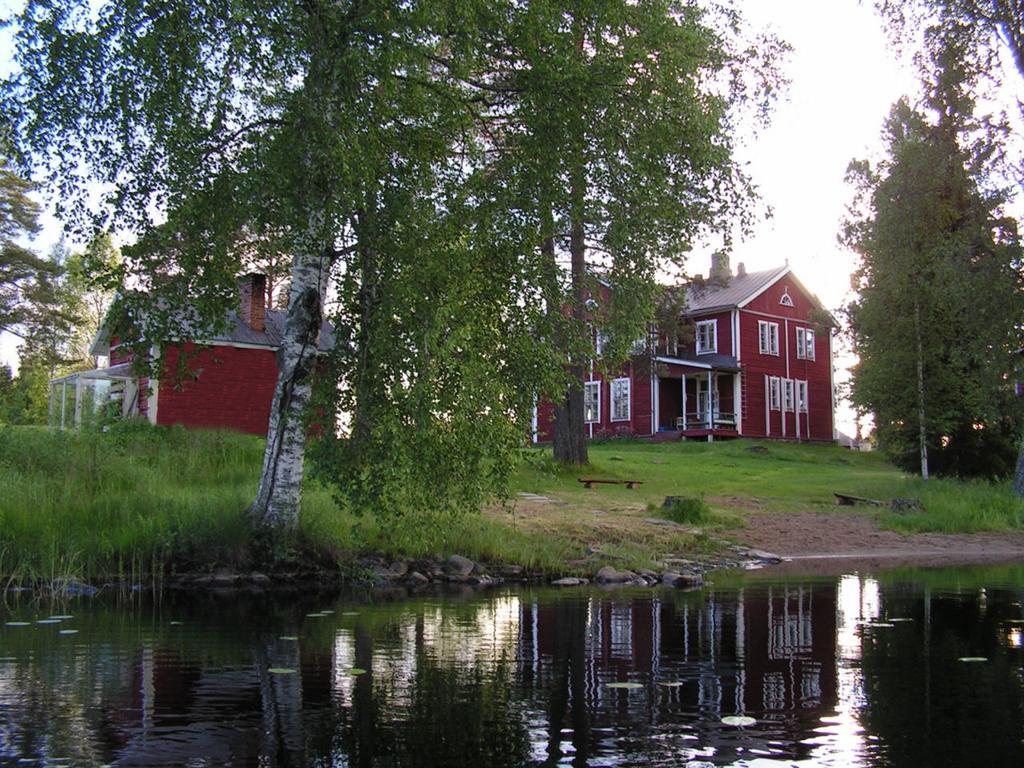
[508,439,1023,536]
[1,424,1021,582]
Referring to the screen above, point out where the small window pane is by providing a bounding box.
[584,382,600,423]
[611,378,630,421]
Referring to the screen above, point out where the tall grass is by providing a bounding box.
[0,422,264,581]
[0,422,578,582]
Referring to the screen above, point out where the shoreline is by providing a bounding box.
[7,518,1024,599]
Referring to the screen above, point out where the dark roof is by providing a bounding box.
[90,304,334,356]
[656,353,740,372]
[209,309,334,352]
[684,266,790,313]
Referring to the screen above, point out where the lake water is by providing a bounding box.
[2,567,1023,767]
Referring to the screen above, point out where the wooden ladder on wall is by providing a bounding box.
[740,369,749,429]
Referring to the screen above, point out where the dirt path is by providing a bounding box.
[731,510,1024,573]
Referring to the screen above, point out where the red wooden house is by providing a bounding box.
[534,256,836,443]
[51,274,332,436]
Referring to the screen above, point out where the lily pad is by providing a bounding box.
[887,618,913,622]
[342,611,360,616]
[306,612,328,618]
[169,621,183,626]
[348,668,367,675]
[4,621,30,627]
[867,622,895,628]
[606,682,643,689]
[58,629,79,635]
[268,667,297,674]
[656,681,684,687]
[958,656,988,662]
[36,619,62,625]
[49,615,74,620]
[721,715,757,727]
[1006,619,1024,624]
[279,636,300,641]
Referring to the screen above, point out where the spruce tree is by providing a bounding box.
[844,29,1024,478]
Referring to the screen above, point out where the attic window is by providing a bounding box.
[779,288,794,307]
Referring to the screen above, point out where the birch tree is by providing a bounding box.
[3,1,511,534]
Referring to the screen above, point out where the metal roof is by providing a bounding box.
[91,306,334,356]
[684,266,791,313]
[207,309,335,351]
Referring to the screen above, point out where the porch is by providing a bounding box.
[49,363,138,429]
[653,358,740,442]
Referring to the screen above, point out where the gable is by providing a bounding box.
[740,271,835,326]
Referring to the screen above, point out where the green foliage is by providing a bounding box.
[469,1,786,463]
[843,28,1024,478]
[0,155,48,333]
[0,424,262,580]
[1,0,785,530]
[659,495,712,526]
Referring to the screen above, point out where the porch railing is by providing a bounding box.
[676,411,737,430]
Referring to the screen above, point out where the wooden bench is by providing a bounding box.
[578,478,643,489]
[834,492,882,507]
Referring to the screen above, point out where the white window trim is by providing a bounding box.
[584,380,601,424]
[610,377,631,422]
[758,320,779,356]
[797,380,809,413]
[696,319,717,355]
[769,376,781,411]
[796,327,816,361]
[783,378,794,412]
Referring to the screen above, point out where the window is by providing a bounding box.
[629,335,648,355]
[611,378,631,421]
[584,381,601,424]
[769,376,781,411]
[779,288,794,307]
[595,329,610,357]
[759,320,779,355]
[796,380,809,413]
[783,379,794,412]
[696,320,717,354]
[796,327,816,360]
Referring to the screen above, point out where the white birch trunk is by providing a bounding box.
[250,241,331,531]
[914,301,929,481]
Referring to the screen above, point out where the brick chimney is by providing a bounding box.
[709,250,731,284]
[238,273,267,331]
[736,261,747,277]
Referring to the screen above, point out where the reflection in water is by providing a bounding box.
[1,570,1023,766]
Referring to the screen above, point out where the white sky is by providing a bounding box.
[1,0,1013,435]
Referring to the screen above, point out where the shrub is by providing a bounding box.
[660,495,712,526]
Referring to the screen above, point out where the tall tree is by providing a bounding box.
[0,155,50,334]
[3,0,564,540]
[2,0,519,535]
[457,0,784,465]
[843,28,1024,479]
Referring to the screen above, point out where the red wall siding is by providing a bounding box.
[737,275,833,442]
[156,343,278,436]
[679,310,733,358]
[533,361,655,443]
